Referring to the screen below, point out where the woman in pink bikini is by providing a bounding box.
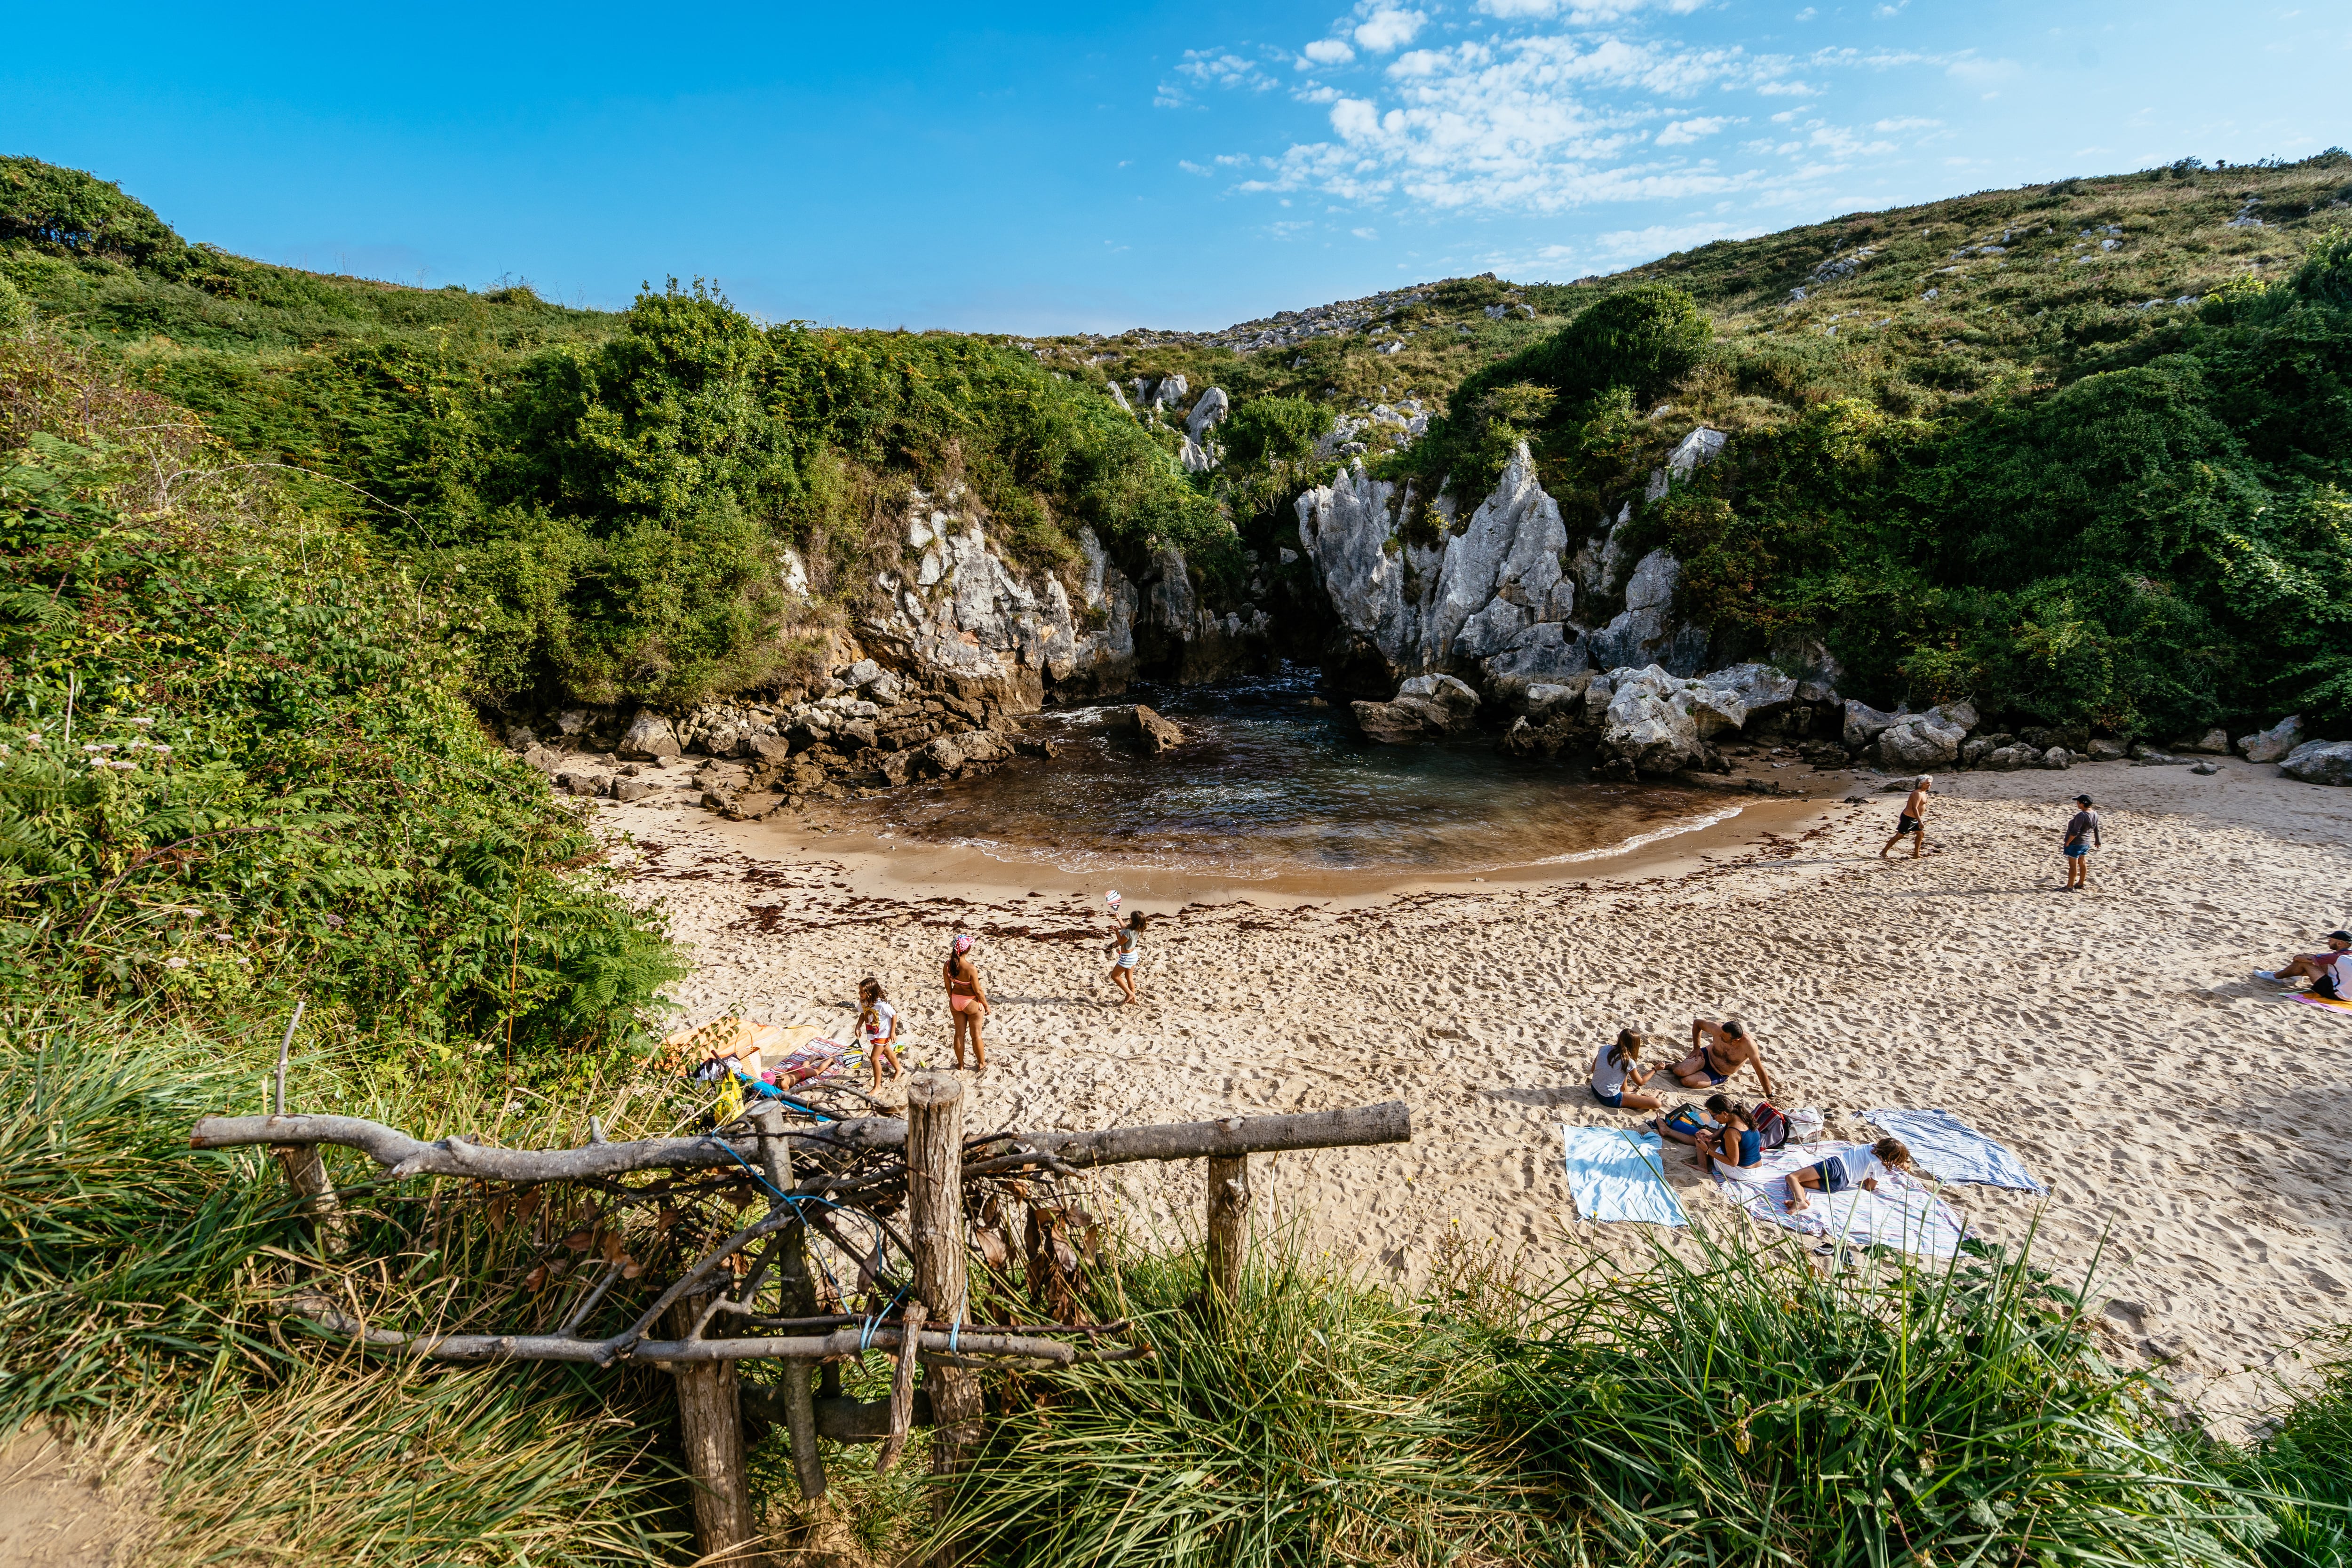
[943,934,990,1070]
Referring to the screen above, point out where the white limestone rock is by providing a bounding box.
[619,711,681,760]
[1877,711,1966,769]
[1843,700,1903,751]
[1601,664,1706,773]
[1186,386,1230,439]
[2240,715,2304,764]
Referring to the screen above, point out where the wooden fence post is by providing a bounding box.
[670,1289,756,1563]
[906,1073,984,1566]
[1205,1154,1250,1308]
[755,1103,827,1503]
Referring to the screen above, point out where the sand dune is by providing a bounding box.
[604,755,2352,1432]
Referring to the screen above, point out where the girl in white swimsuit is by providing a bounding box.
[1104,911,1150,1005]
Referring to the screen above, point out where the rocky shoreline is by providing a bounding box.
[488,404,2349,813]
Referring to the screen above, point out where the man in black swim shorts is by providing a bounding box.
[1879,775,1931,861]
[2258,931,2352,1000]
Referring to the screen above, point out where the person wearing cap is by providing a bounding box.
[1878,775,1931,861]
[943,933,990,1070]
[2258,931,2352,1001]
[2060,794,2102,891]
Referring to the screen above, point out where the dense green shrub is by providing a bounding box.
[0,347,677,1052]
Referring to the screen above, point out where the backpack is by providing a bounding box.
[1750,1101,1790,1152]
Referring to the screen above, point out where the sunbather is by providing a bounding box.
[1590,1027,1663,1112]
[1786,1138,1915,1213]
[2257,931,2352,1000]
[1673,1017,1777,1098]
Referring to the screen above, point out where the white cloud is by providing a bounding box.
[1194,3,1953,218]
[1656,115,1732,145]
[1872,116,1940,130]
[1179,159,1212,175]
[1353,226,1380,238]
[1594,220,1764,257]
[1353,8,1427,52]
[1794,6,1816,17]
[1177,48,1279,92]
[1302,38,1356,65]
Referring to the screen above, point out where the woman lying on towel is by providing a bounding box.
[1786,1138,1915,1213]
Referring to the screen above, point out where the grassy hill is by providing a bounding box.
[7,151,2351,741]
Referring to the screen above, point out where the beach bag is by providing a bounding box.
[1661,1103,1710,1137]
[1749,1101,1790,1152]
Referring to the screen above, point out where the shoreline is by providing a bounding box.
[603,754,2352,1435]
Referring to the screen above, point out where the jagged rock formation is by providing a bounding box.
[1295,433,1727,702]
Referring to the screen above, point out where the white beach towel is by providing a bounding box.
[1560,1126,1689,1227]
[1709,1139,1969,1258]
[1865,1108,2047,1194]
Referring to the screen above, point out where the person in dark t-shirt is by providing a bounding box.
[2061,794,2101,891]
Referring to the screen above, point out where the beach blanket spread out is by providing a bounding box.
[1710,1140,1969,1258]
[1560,1126,1688,1227]
[1864,1107,2047,1194]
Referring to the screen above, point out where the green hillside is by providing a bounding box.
[6,151,2351,739]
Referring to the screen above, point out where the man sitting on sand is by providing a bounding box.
[2258,931,2352,1001]
[1672,1018,1777,1098]
[1880,775,1931,860]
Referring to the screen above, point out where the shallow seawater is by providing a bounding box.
[857,665,1737,881]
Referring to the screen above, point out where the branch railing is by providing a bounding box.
[191,1089,1411,1566]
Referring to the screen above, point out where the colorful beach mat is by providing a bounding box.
[2291,992,2352,1015]
[1560,1126,1689,1227]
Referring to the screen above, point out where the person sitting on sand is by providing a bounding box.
[2258,931,2352,1001]
[858,976,900,1091]
[1673,1018,1777,1098]
[1786,1137,1915,1213]
[1653,1092,1736,1146]
[1880,775,1931,861]
[1104,910,1150,1005]
[943,935,990,1070]
[2061,794,2102,891]
[1694,1101,1763,1177]
[1590,1027,1663,1112]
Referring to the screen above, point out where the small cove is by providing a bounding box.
[847,664,1746,882]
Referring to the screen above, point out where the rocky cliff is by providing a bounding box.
[1294,431,1724,703]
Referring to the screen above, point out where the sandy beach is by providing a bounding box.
[603,756,2352,1431]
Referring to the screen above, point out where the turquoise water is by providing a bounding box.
[867,665,1736,879]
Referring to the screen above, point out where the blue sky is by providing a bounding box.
[6,1,2345,332]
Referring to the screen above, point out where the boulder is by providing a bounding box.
[2042,747,2074,770]
[745,733,792,764]
[1985,744,2036,771]
[1601,664,1705,773]
[2281,739,2352,787]
[1185,387,1230,440]
[1702,663,1800,724]
[1926,700,1979,733]
[2086,738,2127,762]
[1179,435,1214,473]
[835,719,880,752]
[922,734,968,774]
[1843,700,1903,751]
[2241,715,2304,764]
[1354,674,1479,744]
[1877,712,1966,770]
[1524,680,1589,725]
[618,711,681,761]
[2177,728,2232,755]
[2190,760,2219,775]
[1134,704,1186,754]
[1480,621,1591,705]
[521,745,562,775]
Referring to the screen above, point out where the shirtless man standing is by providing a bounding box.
[1673,1017,1778,1098]
[1880,775,1931,861]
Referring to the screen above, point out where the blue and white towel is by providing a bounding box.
[1709,1140,1970,1258]
[1865,1108,2047,1194]
[1560,1126,1689,1227]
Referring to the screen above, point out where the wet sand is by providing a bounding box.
[602,755,2352,1432]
